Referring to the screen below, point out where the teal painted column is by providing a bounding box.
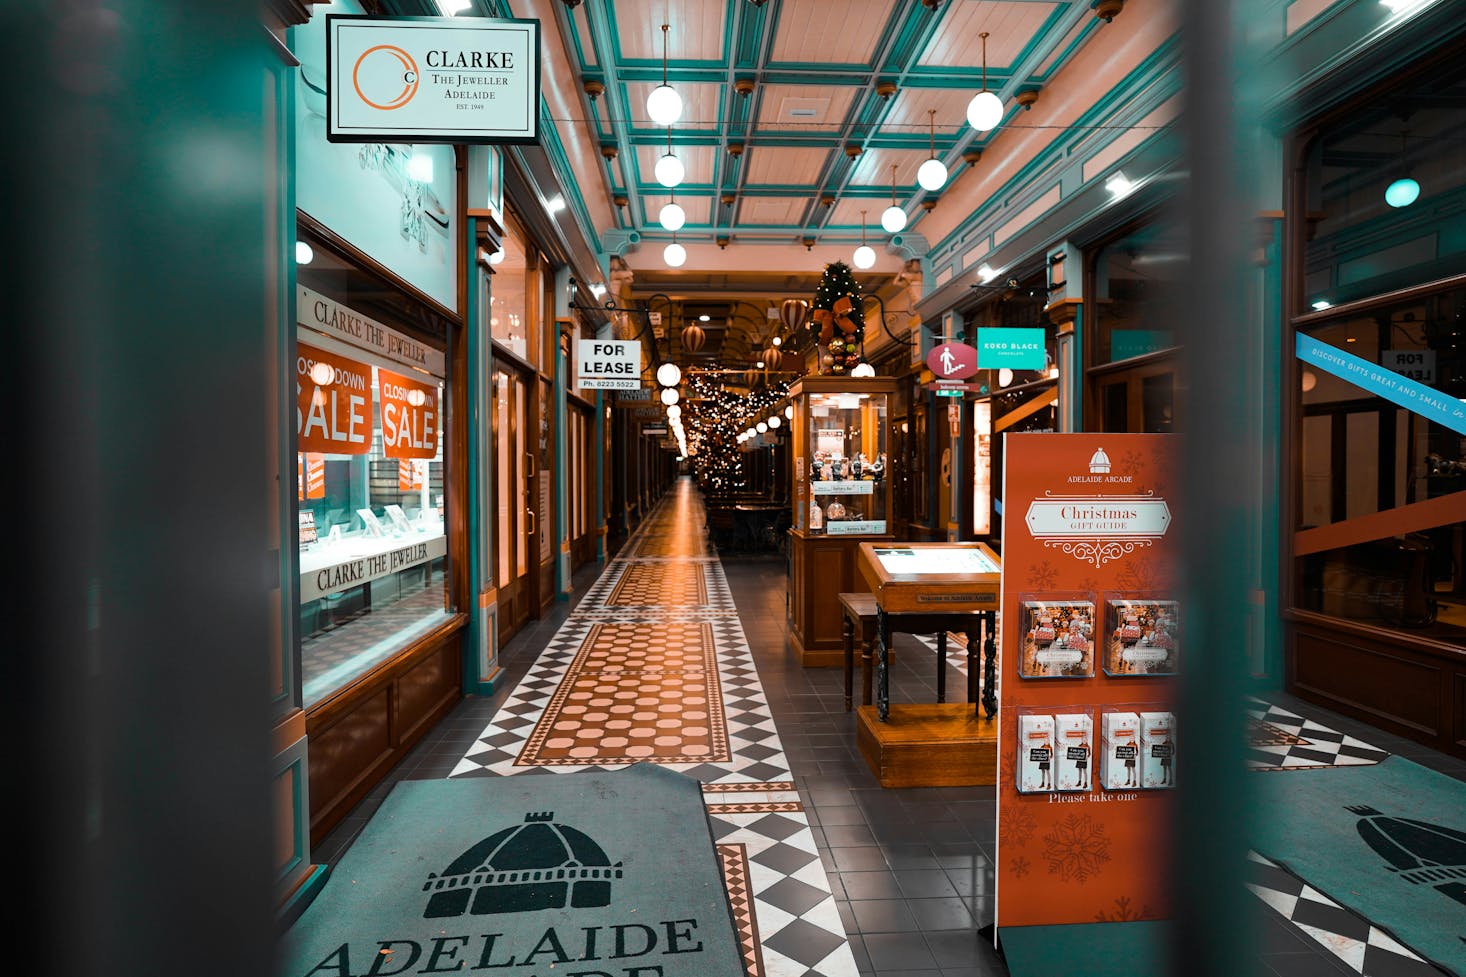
[1252,216,1284,684]
[553,267,572,598]
[1046,241,1083,433]
[463,216,499,694]
[595,390,607,562]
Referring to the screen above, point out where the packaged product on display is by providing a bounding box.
[1101,711,1141,790]
[1105,599,1180,675]
[1017,714,1056,793]
[1140,711,1176,788]
[298,511,318,546]
[1019,600,1096,678]
[357,508,386,537]
[1054,712,1094,792]
[809,500,824,531]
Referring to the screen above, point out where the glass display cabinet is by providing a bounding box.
[787,375,897,665]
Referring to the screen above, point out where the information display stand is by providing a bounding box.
[853,541,1002,788]
[994,434,1178,959]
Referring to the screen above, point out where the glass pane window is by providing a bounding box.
[490,211,529,358]
[1090,218,1188,364]
[296,345,449,706]
[804,390,890,535]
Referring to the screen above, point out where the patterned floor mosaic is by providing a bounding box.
[1247,852,1446,976]
[1246,698,1391,772]
[454,483,859,977]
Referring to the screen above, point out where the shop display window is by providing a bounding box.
[1089,219,1187,365]
[1294,282,1466,641]
[490,210,531,362]
[794,384,891,536]
[296,345,449,706]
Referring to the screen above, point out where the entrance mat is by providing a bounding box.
[516,621,730,766]
[279,764,744,977]
[1253,755,1466,975]
[1000,921,1172,977]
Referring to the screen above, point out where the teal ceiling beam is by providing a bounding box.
[720,0,775,239]
[570,0,647,234]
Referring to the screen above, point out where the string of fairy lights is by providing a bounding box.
[658,368,795,493]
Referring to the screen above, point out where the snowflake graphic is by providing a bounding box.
[1077,576,1100,596]
[1042,813,1111,884]
[1093,895,1154,922]
[1011,856,1032,879]
[1116,449,1146,479]
[1003,806,1038,847]
[1116,557,1159,593]
[1027,560,1058,590]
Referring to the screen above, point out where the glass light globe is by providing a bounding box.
[917,157,947,192]
[756,422,768,433]
[746,428,756,438]
[880,205,907,234]
[646,84,683,125]
[785,405,793,419]
[772,336,782,346]
[998,368,1014,388]
[295,241,314,265]
[767,415,781,428]
[654,152,684,188]
[967,90,1004,132]
[852,244,876,269]
[659,201,686,231]
[488,249,505,264]
[656,362,682,387]
[310,361,334,386]
[663,242,686,267]
[407,151,434,183]
[665,404,681,420]
[1385,177,1420,208]
[851,362,875,378]
[660,388,679,406]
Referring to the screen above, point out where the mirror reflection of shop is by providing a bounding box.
[1085,216,1186,433]
[294,291,450,709]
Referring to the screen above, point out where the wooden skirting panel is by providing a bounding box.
[305,616,467,845]
[1288,613,1466,760]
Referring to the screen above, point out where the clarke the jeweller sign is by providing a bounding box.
[327,16,541,144]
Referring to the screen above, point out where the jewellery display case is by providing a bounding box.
[787,375,897,665]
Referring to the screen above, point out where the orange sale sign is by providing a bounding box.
[378,367,439,460]
[296,343,373,455]
[996,433,1178,932]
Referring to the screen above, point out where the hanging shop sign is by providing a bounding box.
[1298,334,1466,436]
[298,285,446,377]
[326,15,541,144]
[576,338,642,389]
[616,387,652,402]
[996,432,1179,938]
[976,327,1046,370]
[297,342,374,455]
[926,341,979,380]
[378,367,440,460]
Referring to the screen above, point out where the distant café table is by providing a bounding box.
[730,503,784,551]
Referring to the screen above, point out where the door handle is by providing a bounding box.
[525,452,537,478]
[526,508,537,535]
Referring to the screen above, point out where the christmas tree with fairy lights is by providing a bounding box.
[810,261,864,375]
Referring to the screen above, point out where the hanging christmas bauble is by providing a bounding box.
[763,346,782,371]
[820,351,835,367]
[680,323,706,353]
[780,299,809,333]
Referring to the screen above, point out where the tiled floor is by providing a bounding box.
[311,480,1466,977]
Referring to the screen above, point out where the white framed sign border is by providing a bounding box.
[326,14,542,145]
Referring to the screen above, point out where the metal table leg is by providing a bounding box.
[982,610,998,718]
[876,607,891,722]
[935,631,947,704]
[842,613,854,712]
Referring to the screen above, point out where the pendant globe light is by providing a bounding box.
[880,165,907,233]
[852,210,876,269]
[659,191,686,231]
[645,24,682,125]
[917,110,948,192]
[663,233,687,267]
[1385,130,1421,208]
[654,128,684,188]
[967,32,1004,133]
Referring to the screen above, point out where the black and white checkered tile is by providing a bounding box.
[1247,852,1445,976]
[1246,698,1391,771]
[452,491,859,977]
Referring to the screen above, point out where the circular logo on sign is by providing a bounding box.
[352,44,419,110]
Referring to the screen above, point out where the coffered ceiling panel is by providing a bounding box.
[919,1,1060,69]
[634,143,719,186]
[846,148,935,190]
[612,0,727,62]
[625,80,724,128]
[769,0,900,67]
[828,198,889,229]
[882,87,988,134]
[743,146,832,187]
[640,194,714,227]
[755,84,859,133]
[737,196,813,227]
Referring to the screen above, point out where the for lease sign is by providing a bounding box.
[576,339,642,390]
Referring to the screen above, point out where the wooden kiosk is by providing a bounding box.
[786,375,898,666]
[854,541,1002,787]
